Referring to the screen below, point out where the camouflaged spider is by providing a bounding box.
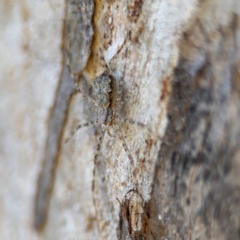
[63,50,156,220]
[65,49,147,168]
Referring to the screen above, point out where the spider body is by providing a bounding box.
[92,73,116,127]
[92,73,112,109]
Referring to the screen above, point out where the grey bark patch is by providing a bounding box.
[151,10,240,240]
[34,0,94,230]
[65,0,94,75]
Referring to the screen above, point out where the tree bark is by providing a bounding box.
[0,0,240,240]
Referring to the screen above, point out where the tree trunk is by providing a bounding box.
[0,0,240,239]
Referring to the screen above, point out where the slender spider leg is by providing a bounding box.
[73,86,102,112]
[113,124,135,165]
[92,125,107,192]
[115,113,153,137]
[115,114,146,128]
[64,118,102,144]
[115,113,166,144]
[91,124,108,235]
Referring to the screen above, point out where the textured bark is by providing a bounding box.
[0,0,240,240]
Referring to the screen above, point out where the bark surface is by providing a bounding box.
[0,0,239,239]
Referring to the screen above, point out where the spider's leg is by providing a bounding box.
[115,114,146,128]
[64,118,102,144]
[73,86,102,112]
[92,107,108,192]
[92,124,106,212]
[113,124,135,165]
[116,114,166,143]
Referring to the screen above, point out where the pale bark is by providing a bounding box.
[0,0,240,240]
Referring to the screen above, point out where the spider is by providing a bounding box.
[33,47,157,232]
[63,48,155,226]
[62,49,158,238]
[65,48,149,176]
